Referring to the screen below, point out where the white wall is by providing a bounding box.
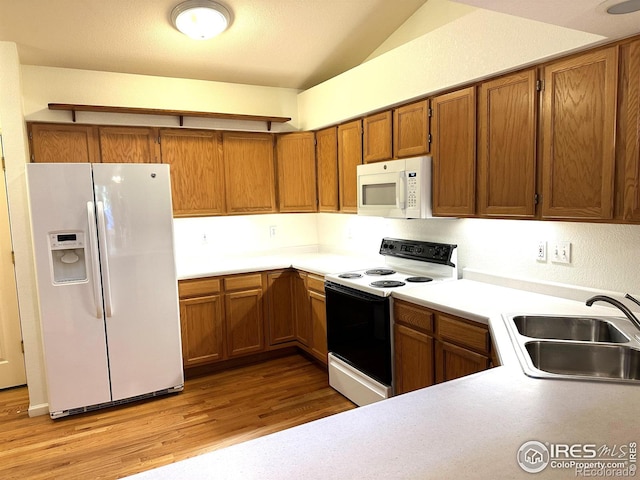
[21,66,300,132]
[297,8,604,130]
[0,42,48,415]
[316,214,640,296]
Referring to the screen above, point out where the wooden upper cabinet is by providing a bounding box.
[159,129,226,217]
[28,123,98,163]
[223,132,277,214]
[619,39,640,221]
[316,126,340,212]
[393,100,429,158]
[337,120,363,213]
[98,126,159,163]
[363,111,392,163]
[477,69,538,218]
[541,47,618,220]
[276,132,317,213]
[431,87,477,217]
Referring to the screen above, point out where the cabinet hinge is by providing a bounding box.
[428,108,433,117]
[21,340,24,353]
[28,131,33,140]
[534,193,540,205]
[1,156,5,171]
[157,136,161,144]
[428,133,432,144]
[11,251,15,264]
[31,153,35,162]
[536,80,544,92]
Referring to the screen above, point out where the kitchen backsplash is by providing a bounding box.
[174,213,640,294]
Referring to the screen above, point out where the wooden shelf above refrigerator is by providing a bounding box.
[47,103,291,131]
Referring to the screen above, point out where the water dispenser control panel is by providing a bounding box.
[48,231,88,284]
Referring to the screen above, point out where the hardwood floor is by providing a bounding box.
[0,354,355,480]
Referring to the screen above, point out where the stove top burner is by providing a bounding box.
[370,280,406,288]
[338,273,363,279]
[365,268,396,276]
[405,276,433,283]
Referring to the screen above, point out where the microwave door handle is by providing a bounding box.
[397,173,406,209]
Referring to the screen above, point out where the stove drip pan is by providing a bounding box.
[405,276,433,283]
[365,269,396,276]
[338,273,363,279]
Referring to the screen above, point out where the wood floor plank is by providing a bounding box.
[0,354,355,480]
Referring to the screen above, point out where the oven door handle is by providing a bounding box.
[325,281,387,303]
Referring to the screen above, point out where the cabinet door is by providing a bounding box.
[435,341,490,383]
[225,288,265,358]
[223,132,277,214]
[363,111,392,163]
[541,47,618,219]
[316,127,339,212]
[621,40,640,221]
[28,123,98,163]
[98,126,159,163]
[266,271,296,345]
[160,129,226,216]
[180,294,225,367]
[394,323,435,395]
[309,290,327,363]
[393,100,429,158]
[292,271,311,346]
[431,87,477,217]
[477,70,537,218]
[276,132,317,212]
[337,120,363,213]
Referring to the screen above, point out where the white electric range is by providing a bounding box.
[324,238,459,407]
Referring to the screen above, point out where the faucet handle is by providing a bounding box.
[625,293,640,308]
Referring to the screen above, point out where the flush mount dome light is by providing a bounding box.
[607,0,640,14]
[171,0,232,40]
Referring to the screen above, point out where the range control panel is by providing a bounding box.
[379,237,457,266]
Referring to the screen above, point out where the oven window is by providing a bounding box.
[362,183,396,206]
[325,283,391,386]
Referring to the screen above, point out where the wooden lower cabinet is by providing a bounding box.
[394,299,492,394]
[224,274,265,358]
[435,341,490,383]
[266,270,296,345]
[394,323,434,395]
[293,271,311,346]
[178,278,225,368]
[307,275,327,363]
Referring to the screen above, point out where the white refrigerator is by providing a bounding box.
[26,163,184,419]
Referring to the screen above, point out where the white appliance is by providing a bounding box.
[357,156,432,219]
[26,163,184,419]
[325,238,458,406]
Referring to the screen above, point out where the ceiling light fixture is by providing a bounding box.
[606,0,640,14]
[171,0,232,40]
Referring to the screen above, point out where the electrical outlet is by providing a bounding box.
[551,241,571,264]
[269,225,277,238]
[536,241,547,262]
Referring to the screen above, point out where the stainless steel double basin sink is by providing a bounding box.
[503,314,640,383]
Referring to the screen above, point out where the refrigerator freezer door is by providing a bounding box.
[92,164,183,401]
[26,163,112,413]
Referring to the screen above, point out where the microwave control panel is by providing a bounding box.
[407,171,418,209]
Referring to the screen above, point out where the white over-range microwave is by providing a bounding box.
[357,156,432,219]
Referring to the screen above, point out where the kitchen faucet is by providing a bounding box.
[585,294,640,331]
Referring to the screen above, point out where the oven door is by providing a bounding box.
[325,282,392,386]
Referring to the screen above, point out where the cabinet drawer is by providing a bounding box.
[178,278,221,298]
[307,274,325,293]
[437,314,489,354]
[394,300,434,333]
[224,273,263,291]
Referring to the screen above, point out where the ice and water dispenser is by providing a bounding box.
[48,232,88,284]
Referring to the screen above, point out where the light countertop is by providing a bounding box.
[140,255,640,479]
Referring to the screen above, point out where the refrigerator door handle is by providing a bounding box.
[86,202,103,319]
[96,201,114,317]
